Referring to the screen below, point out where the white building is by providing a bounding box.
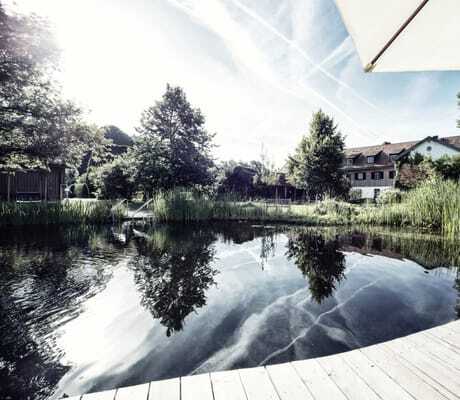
[342,135,460,199]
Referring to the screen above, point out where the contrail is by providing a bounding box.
[166,0,382,141]
[258,279,382,366]
[305,36,355,80]
[230,0,384,114]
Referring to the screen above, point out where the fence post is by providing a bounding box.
[44,174,48,203]
[7,173,11,202]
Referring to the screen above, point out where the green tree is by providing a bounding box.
[134,84,216,195]
[287,110,349,199]
[0,5,93,173]
[98,153,138,199]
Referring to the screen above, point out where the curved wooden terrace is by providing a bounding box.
[65,320,460,400]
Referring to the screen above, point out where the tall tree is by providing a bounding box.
[0,5,93,172]
[287,110,349,199]
[134,84,216,194]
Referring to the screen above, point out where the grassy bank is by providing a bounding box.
[0,199,124,226]
[356,178,460,237]
[150,191,358,226]
[1,179,458,237]
[150,179,460,238]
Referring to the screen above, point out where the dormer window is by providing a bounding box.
[367,156,375,164]
[347,158,354,166]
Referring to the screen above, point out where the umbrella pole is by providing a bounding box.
[366,0,430,72]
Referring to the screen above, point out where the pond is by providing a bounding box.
[0,223,459,399]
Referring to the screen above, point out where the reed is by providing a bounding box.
[0,200,123,226]
[149,181,460,237]
[357,178,460,237]
[148,189,357,225]
[2,178,458,237]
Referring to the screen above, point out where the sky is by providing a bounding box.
[5,0,460,165]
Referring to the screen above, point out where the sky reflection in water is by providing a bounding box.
[0,223,458,400]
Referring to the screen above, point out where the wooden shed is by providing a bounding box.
[0,164,65,202]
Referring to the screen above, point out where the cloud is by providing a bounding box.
[5,0,460,164]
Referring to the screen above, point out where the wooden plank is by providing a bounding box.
[210,370,246,400]
[361,343,448,400]
[238,367,279,400]
[408,333,460,371]
[422,331,460,356]
[181,373,214,400]
[447,321,460,334]
[382,341,458,400]
[342,349,414,400]
[115,383,149,400]
[292,358,347,400]
[266,363,314,400]
[386,338,460,398]
[317,353,380,400]
[426,325,460,350]
[82,389,116,400]
[149,378,180,400]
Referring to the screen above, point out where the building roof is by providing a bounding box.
[344,135,460,158]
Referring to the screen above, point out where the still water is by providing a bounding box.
[0,223,458,399]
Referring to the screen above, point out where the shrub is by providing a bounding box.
[349,189,362,202]
[98,155,137,199]
[376,188,404,205]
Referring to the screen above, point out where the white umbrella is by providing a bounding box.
[334,0,460,72]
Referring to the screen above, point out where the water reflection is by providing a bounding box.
[287,230,346,303]
[0,226,122,400]
[131,225,218,336]
[0,223,458,400]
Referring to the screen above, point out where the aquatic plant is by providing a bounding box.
[0,200,124,226]
[148,180,460,238]
[357,178,460,237]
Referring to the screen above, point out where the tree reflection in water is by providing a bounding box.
[259,232,276,270]
[131,225,218,336]
[287,230,346,303]
[0,226,117,400]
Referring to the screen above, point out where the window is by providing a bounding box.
[374,188,381,199]
[346,158,354,166]
[354,172,366,180]
[426,145,432,152]
[367,156,375,164]
[371,171,384,180]
[390,154,399,161]
[389,170,396,179]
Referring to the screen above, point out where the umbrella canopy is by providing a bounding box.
[334,0,460,72]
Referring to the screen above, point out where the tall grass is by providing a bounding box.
[0,200,123,226]
[150,190,291,222]
[357,178,460,237]
[149,189,359,225]
[149,180,460,237]
[2,179,459,237]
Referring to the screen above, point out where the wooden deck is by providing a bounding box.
[66,320,460,400]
